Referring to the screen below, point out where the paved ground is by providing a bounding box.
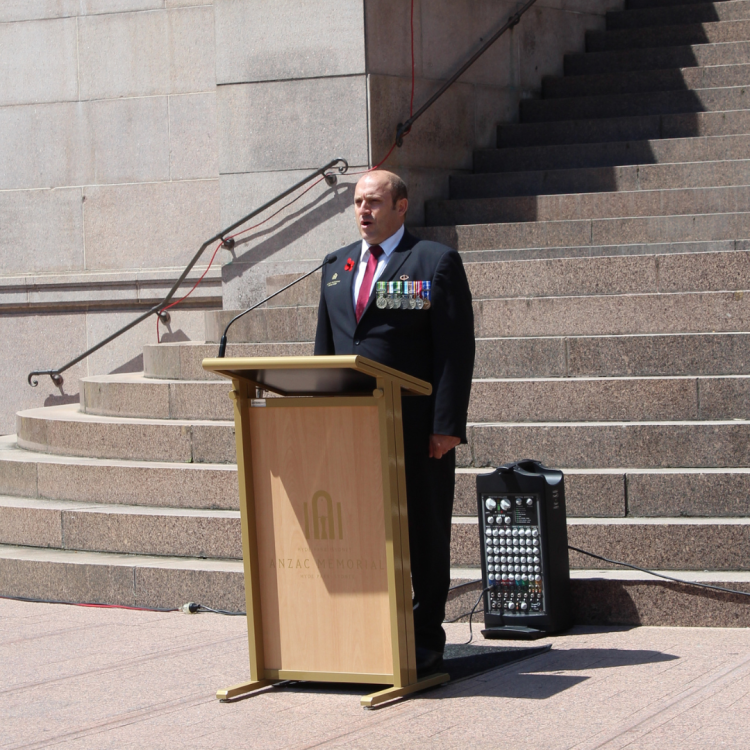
[3,598,750,749]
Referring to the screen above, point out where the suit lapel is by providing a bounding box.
[355,230,417,326]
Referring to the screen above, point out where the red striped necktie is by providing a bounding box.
[355,245,384,322]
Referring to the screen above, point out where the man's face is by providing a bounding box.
[354,174,408,245]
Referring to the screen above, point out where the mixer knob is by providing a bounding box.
[535,575,541,582]
[534,566,541,572]
[504,517,511,524]
[516,498,522,506]
[487,516,494,525]
[507,602,515,610]
[485,528,492,536]
[532,529,539,537]
[492,529,500,537]
[533,556,540,563]
[500,498,512,511]
[501,565,508,572]
[526,498,533,507]
[520,601,528,610]
[485,498,497,511]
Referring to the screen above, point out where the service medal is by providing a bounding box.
[393,281,403,310]
[422,280,432,310]
[376,281,387,309]
[415,281,424,309]
[406,282,417,309]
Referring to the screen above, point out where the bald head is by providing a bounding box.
[354,170,409,245]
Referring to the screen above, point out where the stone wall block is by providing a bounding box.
[216,0,365,84]
[82,179,220,271]
[517,6,607,89]
[88,97,171,184]
[0,17,78,105]
[219,170,359,308]
[218,77,369,173]
[0,103,92,191]
[0,188,84,276]
[0,1,79,22]
[0,313,87,436]
[420,0,514,87]
[81,1,163,14]
[78,6,215,100]
[169,93,219,180]
[369,75,474,170]
[365,0,423,78]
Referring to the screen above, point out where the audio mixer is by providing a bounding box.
[477,461,573,638]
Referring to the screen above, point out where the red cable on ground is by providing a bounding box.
[156,0,415,339]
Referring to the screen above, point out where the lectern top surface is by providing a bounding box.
[201,355,431,397]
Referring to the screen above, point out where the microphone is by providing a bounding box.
[217,255,337,358]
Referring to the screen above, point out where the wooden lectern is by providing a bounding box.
[201,355,450,708]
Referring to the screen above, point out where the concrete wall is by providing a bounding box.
[217,0,621,310]
[0,2,221,434]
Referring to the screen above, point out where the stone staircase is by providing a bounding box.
[4,0,750,627]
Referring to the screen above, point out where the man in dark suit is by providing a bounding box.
[314,170,475,675]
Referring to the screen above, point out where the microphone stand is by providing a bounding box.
[217,255,337,358]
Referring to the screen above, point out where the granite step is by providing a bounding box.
[1,495,746,572]
[497,109,750,148]
[266,251,750,308]
[477,135,750,174]
[460,239,750,262]
[207,290,750,344]
[143,341,314,381]
[455,467,750,518]
[565,41,750,76]
[451,567,750,627]
[587,20,750,53]
[419,210,750,250]
[0,544,246,612]
[4,431,750,518]
[544,64,750,99]
[16,405,750,468]
[608,1,750,30]
[469,375,750,422]
[2,543,747,625]
[628,0,740,9]
[452,516,750,569]
[80,372,750,423]
[464,419,750,469]
[476,332,750,378]
[16,404,235,464]
[0,496,242,560]
[520,86,750,124]
[80,374,234,421]
[454,160,750,199]
[208,288,750,343]
[144,332,750,382]
[0,435,238,510]
[428,185,750,226]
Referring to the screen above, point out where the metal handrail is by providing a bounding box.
[28,157,349,387]
[396,0,538,146]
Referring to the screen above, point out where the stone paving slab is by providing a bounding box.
[2,598,750,749]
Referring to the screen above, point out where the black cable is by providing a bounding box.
[196,604,246,616]
[569,545,750,598]
[0,593,178,612]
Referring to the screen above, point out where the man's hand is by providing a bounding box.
[429,434,461,460]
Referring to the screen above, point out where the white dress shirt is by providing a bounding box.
[352,224,405,309]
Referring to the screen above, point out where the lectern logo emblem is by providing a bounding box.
[304,490,343,540]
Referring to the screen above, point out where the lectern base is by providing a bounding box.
[216,680,274,701]
[361,673,450,708]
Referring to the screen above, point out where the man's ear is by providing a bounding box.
[397,198,409,218]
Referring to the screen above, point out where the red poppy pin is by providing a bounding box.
[344,258,355,272]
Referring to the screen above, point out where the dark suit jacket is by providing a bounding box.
[314,229,475,442]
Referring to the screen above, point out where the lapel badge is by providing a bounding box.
[344,258,355,272]
[400,274,409,281]
[332,273,338,280]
